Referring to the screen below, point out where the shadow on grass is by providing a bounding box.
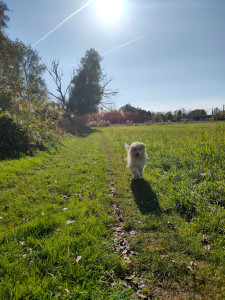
[65,125,101,138]
[131,178,161,214]
[75,127,100,138]
[60,117,101,138]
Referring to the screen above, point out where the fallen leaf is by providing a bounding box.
[167,220,175,229]
[170,260,177,264]
[125,274,135,281]
[122,249,128,255]
[114,226,123,232]
[66,220,75,225]
[204,244,211,252]
[129,230,136,235]
[124,256,133,266]
[138,283,146,289]
[74,255,82,265]
[136,292,149,299]
[190,261,198,268]
[100,276,108,281]
[201,235,210,245]
[163,207,173,214]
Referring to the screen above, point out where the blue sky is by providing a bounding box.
[5,0,225,113]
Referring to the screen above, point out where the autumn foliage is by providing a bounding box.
[88,110,152,125]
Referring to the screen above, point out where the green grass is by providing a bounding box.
[0,123,225,299]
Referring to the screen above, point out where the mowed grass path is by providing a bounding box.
[0,123,225,299]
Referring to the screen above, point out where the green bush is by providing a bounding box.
[0,99,64,159]
[0,113,30,159]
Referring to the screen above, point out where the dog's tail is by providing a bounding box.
[125,143,130,151]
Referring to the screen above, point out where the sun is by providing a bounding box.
[95,0,124,24]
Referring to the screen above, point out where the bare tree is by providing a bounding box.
[100,74,118,110]
[45,59,71,106]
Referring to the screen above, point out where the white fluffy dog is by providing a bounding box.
[125,142,147,178]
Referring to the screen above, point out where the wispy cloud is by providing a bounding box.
[32,0,93,47]
[102,34,148,56]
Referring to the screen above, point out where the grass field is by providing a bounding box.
[0,123,224,299]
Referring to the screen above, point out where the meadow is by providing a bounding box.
[0,123,224,299]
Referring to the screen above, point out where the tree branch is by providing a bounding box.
[45,59,71,105]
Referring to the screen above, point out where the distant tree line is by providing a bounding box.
[87,105,225,126]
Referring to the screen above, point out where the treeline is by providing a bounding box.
[0,1,66,159]
[87,105,225,126]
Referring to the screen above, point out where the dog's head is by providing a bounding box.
[125,142,146,159]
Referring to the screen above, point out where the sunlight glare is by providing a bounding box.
[95,0,124,24]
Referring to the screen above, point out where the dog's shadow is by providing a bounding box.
[131,178,161,214]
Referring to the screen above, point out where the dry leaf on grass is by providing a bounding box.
[167,220,175,229]
[74,256,82,265]
[66,220,75,225]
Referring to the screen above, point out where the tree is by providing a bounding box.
[45,59,71,107]
[212,107,221,120]
[120,104,152,117]
[16,41,47,101]
[174,109,182,122]
[0,0,9,31]
[0,39,47,108]
[0,2,47,108]
[189,109,206,121]
[0,1,23,109]
[67,48,118,115]
[120,104,136,113]
[165,111,173,121]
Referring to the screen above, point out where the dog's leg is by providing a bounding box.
[131,168,140,178]
[139,166,145,177]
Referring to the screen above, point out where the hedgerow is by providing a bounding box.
[0,98,64,159]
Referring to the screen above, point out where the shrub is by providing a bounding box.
[0,113,30,159]
[59,114,90,134]
[0,99,63,159]
[88,120,110,127]
[87,111,152,124]
[126,120,133,126]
